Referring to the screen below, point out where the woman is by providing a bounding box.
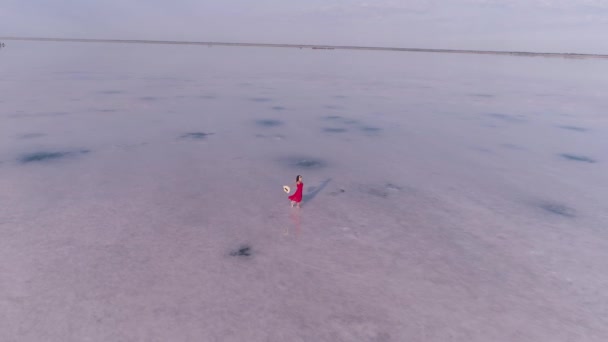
[288,175,304,208]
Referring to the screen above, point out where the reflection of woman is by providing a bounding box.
[284,209,301,237]
[288,175,303,208]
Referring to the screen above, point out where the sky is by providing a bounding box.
[2,0,608,53]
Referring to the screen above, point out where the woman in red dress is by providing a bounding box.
[289,175,304,208]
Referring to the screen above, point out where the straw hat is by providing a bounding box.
[283,185,291,194]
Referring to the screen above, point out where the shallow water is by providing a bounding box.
[1,42,608,341]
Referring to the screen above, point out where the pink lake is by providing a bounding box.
[1,42,608,341]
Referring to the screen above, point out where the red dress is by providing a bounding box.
[289,182,303,203]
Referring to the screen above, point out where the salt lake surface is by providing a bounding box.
[1,42,608,341]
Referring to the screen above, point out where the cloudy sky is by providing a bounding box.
[2,0,608,53]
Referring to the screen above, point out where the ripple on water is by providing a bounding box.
[19,150,90,164]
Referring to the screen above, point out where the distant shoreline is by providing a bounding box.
[2,36,607,60]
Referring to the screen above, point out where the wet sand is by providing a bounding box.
[1,42,608,341]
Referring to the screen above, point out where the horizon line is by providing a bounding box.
[2,36,608,60]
